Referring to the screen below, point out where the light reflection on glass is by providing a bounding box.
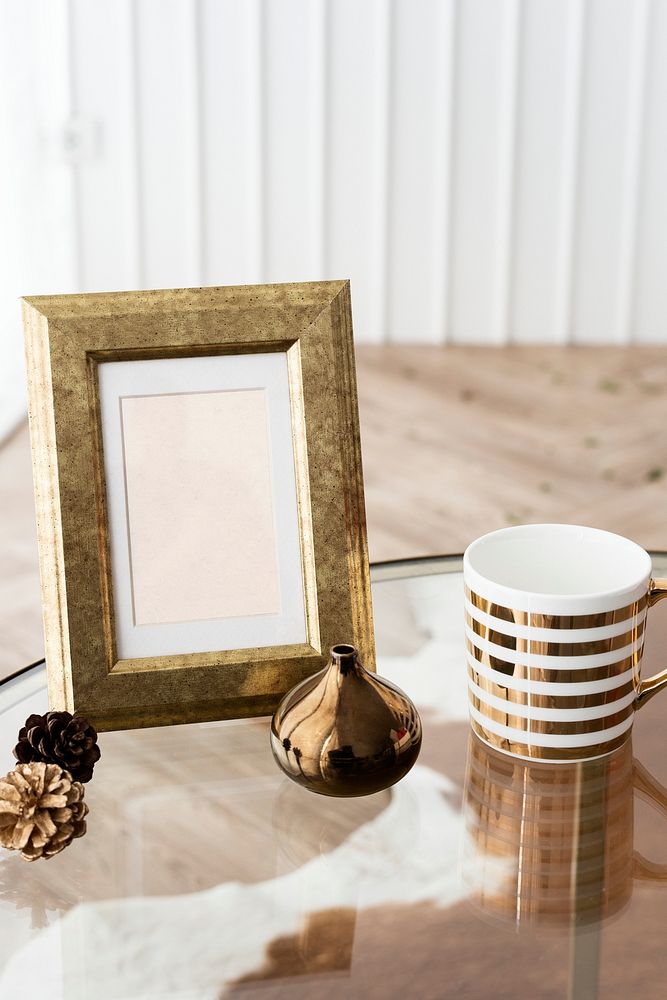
[461,733,667,928]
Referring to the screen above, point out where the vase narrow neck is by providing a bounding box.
[330,644,360,677]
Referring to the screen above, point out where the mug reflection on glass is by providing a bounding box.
[461,733,667,928]
[464,524,667,762]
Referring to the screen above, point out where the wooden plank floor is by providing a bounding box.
[1,345,667,676]
[356,345,667,561]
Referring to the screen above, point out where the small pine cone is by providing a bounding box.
[0,762,88,862]
[14,711,100,783]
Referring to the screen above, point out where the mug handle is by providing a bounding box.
[632,758,667,882]
[636,578,667,709]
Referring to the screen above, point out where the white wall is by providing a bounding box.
[2,0,667,433]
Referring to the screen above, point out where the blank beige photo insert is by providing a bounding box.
[120,387,279,625]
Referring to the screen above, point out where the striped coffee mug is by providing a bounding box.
[463,524,667,761]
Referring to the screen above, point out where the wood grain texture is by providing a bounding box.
[21,281,374,731]
[356,344,667,561]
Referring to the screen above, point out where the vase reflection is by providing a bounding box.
[272,780,392,869]
[462,732,667,928]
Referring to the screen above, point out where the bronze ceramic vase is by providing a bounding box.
[270,644,422,797]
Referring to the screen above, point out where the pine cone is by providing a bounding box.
[0,762,88,861]
[14,711,100,783]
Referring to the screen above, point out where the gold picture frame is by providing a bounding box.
[22,280,374,731]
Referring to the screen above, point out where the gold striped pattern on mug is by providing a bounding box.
[465,587,648,630]
[465,588,647,760]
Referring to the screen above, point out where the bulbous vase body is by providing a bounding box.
[270,644,422,797]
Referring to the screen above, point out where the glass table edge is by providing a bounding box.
[4,549,667,690]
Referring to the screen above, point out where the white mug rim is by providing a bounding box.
[463,523,652,614]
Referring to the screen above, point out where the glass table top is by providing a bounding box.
[1,554,667,1000]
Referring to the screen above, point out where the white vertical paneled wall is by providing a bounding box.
[69,0,141,290]
[263,0,324,283]
[326,0,392,343]
[571,0,650,344]
[386,0,455,344]
[510,0,585,344]
[135,0,203,287]
[0,0,78,434]
[200,0,263,285]
[448,0,519,343]
[634,0,667,342]
[4,0,667,365]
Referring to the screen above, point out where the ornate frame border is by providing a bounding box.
[22,280,374,730]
